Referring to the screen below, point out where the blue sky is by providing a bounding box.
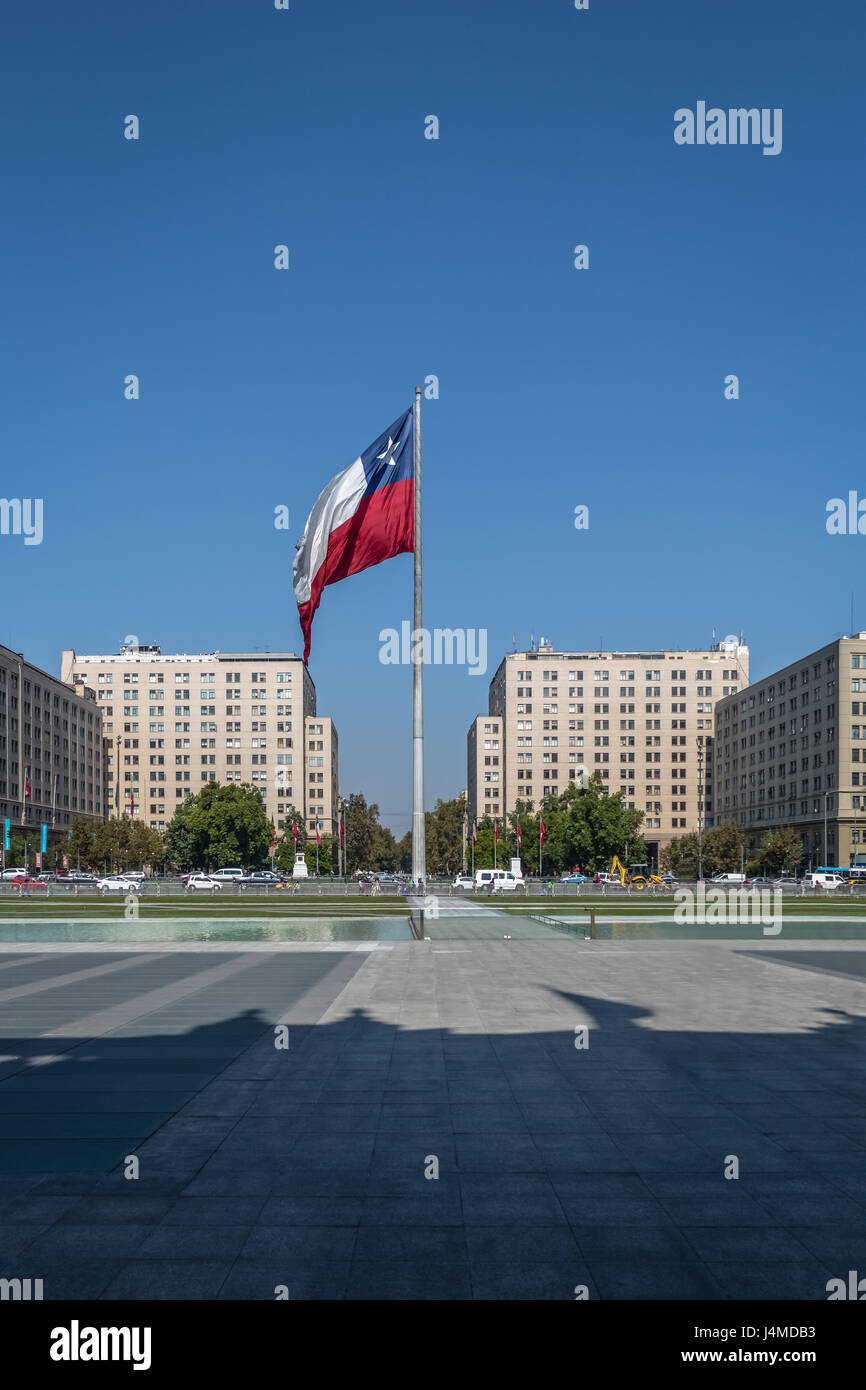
[2,0,863,835]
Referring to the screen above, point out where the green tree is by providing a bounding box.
[470,778,645,877]
[343,793,396,873]
[395,829,412,872]
[661,832,700,878]
[65,818,100,871]
[5,830,42,869]
[88,817,164,873]
[755,827,803,874]
[425,796,466,875]
[661,819,747,878]
[164,784,271,871]
[303,834,335,874]
[542,777,645,874]
[702,819,746,875]
[471,816,506,869]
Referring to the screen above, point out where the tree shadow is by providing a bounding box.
[0,960,865,1300]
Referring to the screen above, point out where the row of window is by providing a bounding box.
[97,670,294,683]
[517,667,738,682]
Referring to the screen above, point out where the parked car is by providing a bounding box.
[1,867,28,880]
[452,874,475,889]
[209,868,245,882]
[239,871,285,888]
[659,873,679,886]
[746,876,775,887]
[560,873,588,884]
[56,873,99,888]
[96,876,142,894]
[710,873,747,884]
[185,874,222,891]
[773,875,799,889]
[11,875,48,892]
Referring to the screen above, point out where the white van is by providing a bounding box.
[711,873,747,884]
[804,871,844,890]
[474,869,525,893]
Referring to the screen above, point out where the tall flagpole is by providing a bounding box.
[411,385,426,882]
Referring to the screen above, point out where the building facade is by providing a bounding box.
[714,633,866,869]
[467,714,504,825]
[0,645,106,844]
[468,637,749,865]
[304,715,339,840]
[61,644,339,838]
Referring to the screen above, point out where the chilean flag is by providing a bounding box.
[293,408,414,662]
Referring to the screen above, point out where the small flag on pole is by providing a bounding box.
[472,819,477,846]
[494,819,498,844]
[540,819,545,847]
[316,820,321,847]
[293,820,299,846]
[517,820,522,848]
[24,769,32,800]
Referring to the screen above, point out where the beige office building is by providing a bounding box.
[467,714,504,826]
[468,637,749,865]
[61,644,339,838]
[714,633,866,869]
[0,644,106,842]
[304,715,339,839]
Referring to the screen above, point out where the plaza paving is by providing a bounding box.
[1,911,865,1300]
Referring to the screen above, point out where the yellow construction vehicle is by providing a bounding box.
[609,856,671,891]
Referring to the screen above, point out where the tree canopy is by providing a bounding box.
[660,819,747,878]
[164,783,271,871]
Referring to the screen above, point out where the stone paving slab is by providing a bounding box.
[0,935,864,1298]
